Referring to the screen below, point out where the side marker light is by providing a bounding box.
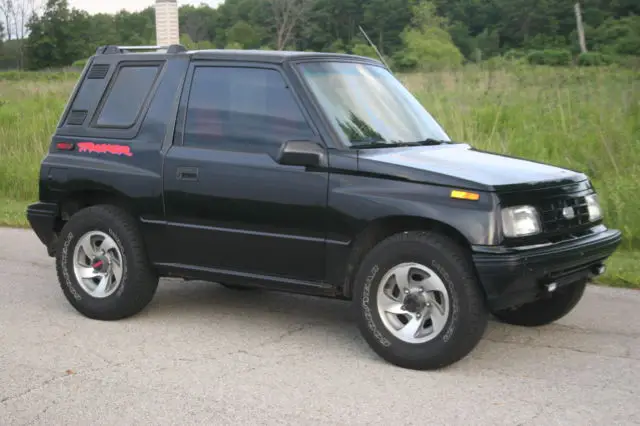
[450,190,480,201]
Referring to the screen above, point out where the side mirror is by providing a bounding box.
[276,141,326,168]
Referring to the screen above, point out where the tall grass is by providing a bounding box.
[1,65,639,251]
[0,75,75,203]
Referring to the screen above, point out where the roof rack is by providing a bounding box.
[95,44,187,55]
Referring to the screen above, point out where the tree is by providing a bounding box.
[11,0,640,70]
[362,0,412,54]
[267,0,315,50]
[23,0,84,69]
[394,0,464,70]
[0,0,14,40]
[179,4,218,43]
[226,20,260,48]
[1,0,41,41]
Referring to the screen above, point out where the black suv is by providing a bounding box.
[26,45,622,370]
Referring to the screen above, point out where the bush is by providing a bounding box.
[351,43,379,60]
[526,49,572,66]
[577,52,613,66]
[72,58,88,69]
[392,51,420,71]
[396,27,464,71]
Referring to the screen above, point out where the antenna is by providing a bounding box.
[358,25,391,70]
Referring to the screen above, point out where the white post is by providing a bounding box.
[155,0,180,46]
[574,2,587,53]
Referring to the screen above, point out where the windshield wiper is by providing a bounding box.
[421,138,450,145]
[353,141,421,149]
[351,138,454,149]
[351,137,424,149]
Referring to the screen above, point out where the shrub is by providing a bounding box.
[577,52,613,66]
[72,58,88,69]
[526,49,572,66]
[351,43,379,60]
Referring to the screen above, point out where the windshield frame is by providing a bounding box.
[288,58,451,150]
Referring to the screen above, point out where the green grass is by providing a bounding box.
[603,250,640,289]
[0,198,29,227]
[0,65,638,287]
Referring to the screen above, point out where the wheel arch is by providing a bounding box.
[341,215,482,299]
[57,189,137,232]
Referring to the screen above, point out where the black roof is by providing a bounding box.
[94,44,384,66]
[190,49,380,64]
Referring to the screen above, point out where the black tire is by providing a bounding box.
[55,204,159,321]
[492,279,587,327]
[352,230,488,370]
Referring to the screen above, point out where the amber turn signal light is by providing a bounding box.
[450,190,480,201]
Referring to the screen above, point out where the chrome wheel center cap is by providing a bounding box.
[402,293,426,313]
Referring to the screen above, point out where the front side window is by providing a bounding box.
[296,61,450,147]
[184,66,314,150]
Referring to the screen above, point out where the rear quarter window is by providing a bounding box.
[94,65,161,129]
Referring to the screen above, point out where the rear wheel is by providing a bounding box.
[492,279,587,327]
[352,230,488,370]
[55,204,159,321]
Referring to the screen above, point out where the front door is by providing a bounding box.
[162,63,329,285]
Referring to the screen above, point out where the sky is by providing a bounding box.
[69,0,224,15]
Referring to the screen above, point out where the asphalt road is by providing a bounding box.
[1,227,639,425]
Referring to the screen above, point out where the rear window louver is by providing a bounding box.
[87,64,110,79]
[66,110,88,125]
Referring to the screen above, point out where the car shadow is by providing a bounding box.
[132,278,542,368]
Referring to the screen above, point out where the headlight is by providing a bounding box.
[501,205,541,237]
[585,194,602,221]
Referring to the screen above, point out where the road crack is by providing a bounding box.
[0,374,69,405]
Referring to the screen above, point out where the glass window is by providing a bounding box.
[296,61,450,147]
[184,67,314,149]
[95,65,160,128]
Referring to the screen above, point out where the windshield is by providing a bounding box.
[296,61,450,147]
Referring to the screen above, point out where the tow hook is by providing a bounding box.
[591,264,606,276]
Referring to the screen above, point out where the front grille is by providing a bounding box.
[497,179,599,245]
[540,195,591,233]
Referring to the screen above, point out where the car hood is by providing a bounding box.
[356,143,587,191]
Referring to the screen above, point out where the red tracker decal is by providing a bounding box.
[77,142,133,157]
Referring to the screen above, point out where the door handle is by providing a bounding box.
[176,167,199,181]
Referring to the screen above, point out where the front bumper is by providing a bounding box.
[472,228,622,311]
[26,202,60,257]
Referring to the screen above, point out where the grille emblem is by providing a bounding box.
[562,206,576,219]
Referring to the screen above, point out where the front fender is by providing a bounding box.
[327,175,500,247]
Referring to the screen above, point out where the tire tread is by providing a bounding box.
[55,204,158,321]
[353,230,488,370]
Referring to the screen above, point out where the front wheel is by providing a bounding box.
[492,279,587,327]
[352,231,488,370]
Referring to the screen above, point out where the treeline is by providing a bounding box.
[1,0,639,71]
